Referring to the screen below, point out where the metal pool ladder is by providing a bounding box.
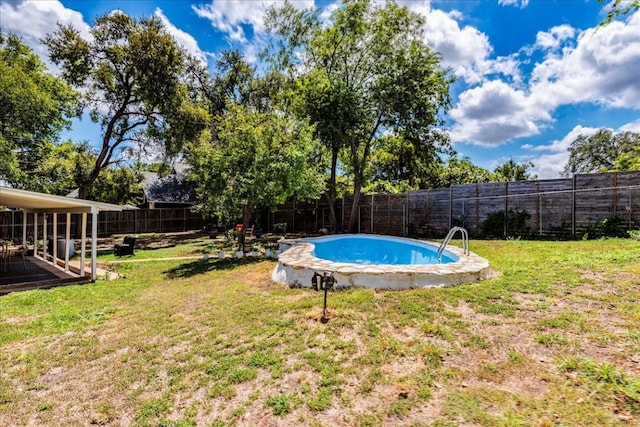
[438,226,469,263]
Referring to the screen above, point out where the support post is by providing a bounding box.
[65,212,71,272]
[91,207,98,281]
[53,212,58,263]
[43,213,48,259]
[22,211,27,247]
[81,212,87,278]
[33,213,38,256]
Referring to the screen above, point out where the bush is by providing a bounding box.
[482,208,531,238]
[583,216,633,239]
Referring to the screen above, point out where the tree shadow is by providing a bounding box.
[164,256,267,279]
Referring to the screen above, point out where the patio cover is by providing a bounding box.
[0,186,126,281]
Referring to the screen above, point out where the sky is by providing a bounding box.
[1,0,639,179]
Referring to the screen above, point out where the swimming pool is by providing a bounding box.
[272,234,490,289]
[312,234,458,264]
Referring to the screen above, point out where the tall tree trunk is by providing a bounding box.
[324,149,339,233]
[347,177,362,233]
[238,205,253,251]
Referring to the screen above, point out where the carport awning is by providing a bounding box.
[1,186,127,283]
[0,187,125,213]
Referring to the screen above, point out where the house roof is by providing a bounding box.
[142,172,195,204]
[0,186,126,213]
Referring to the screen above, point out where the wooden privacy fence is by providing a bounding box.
[0,208,205,240]
[1,171,639,240]
[264,171,640,238]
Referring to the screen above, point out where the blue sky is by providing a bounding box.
[1,0,639,178]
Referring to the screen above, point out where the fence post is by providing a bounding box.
[387,194,391,234]
[475,184,480,236]
[613,172,618,217]
[341,198,345,233]
[572,174,576,237]
[406,192,410,236]
[449,185,453,230]
[370,194,374,234]
[503,182,509,238]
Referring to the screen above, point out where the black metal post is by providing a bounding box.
[321,286,329,324]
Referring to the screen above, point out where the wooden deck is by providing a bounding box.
[0,255,91,294]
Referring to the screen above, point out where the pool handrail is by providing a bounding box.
[438,226,469,262]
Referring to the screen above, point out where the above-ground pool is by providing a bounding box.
[272,234,490,290]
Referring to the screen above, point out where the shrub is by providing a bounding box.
[482,208,531,238]
[583,216,632,239]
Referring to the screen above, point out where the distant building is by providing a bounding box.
[66,163,196,209]
[140,163,196,209]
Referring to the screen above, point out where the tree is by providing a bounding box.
[265,0,453,232]
[0,33,79,189]
[186,102,325,247]
[435,155,493,187]
[613,146,640,170]
[365,132,450,193]
[563,129,640,176]
[492,158,536,182]
[88,167,143,205]
[44,12,208,199]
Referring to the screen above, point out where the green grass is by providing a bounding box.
[1,235,639,426]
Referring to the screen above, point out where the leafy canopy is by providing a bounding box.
[563,129,640,176]
[44,12,208,199]
[187,102,325,226]
[0,33,79,189]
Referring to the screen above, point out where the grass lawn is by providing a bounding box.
[1,236,639,426]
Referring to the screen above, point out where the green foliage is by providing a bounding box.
[491,158,537,182]
[265,394,291,416]
[583,216,634,239]
[365,133,448,193]
[560,357,640,412]
[44,13,208,199]
[563,129,640,176]
[613,145,640,170]
[0,33,80,188]
[482,209,531,238]
[187,102,325,227]
[87,166,143,205]
[434,154,493,187]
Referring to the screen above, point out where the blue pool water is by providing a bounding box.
[307,234,458,265]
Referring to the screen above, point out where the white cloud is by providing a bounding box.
[192,0,314,45]
[529,11,640,110]
[535,24,576,50]
[619,118,640,132]
[525,125,601,178]
[0,0,90,60]
[417,6,493,84]
[498,0,530,7]
[448,80,550,146]
[319,1,339,24]
[525,119,640,179]
[443,7,640,150]
[153,8,209,65]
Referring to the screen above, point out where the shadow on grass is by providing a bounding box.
[164,256,266,279]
